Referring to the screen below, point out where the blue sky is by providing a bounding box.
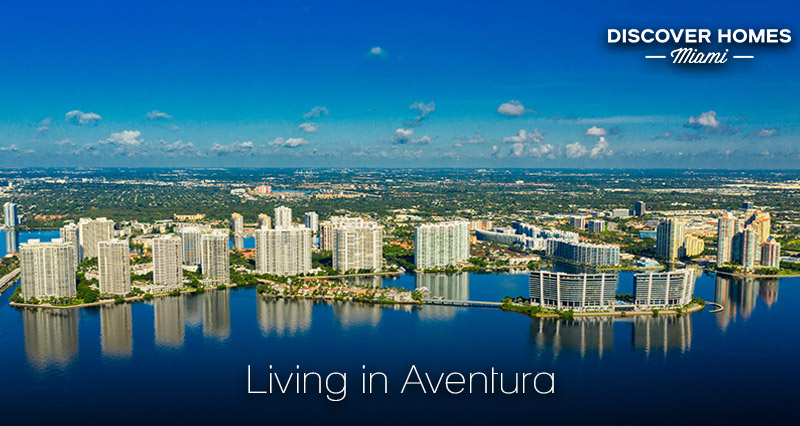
[0,0,798,168]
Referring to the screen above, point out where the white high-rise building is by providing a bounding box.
[59,222,80,269]
[332,220,383,272]
[741,226,760,270]
[230,213,244,234]
[319,216,366,251]
[304,212,319,233]
[201,232,229,285]
[274,206,292,229]
[179,227,203,265]
[255,225,312,276]
[98,239,131,295]
[257,214,272,230]
[153,235,183,288]
[20,239,76,300]
[78,217,115,260]
[717,210,739,267]
[414,221,470,270]
[4,202,19,227]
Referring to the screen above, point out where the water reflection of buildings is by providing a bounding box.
[203,289,231,340]
[339,276,383,288]
[631,315,692,356]
[5,227,19,253]
[332,301,382,327]
[414,273,470,321]
[531,317,614,358]
[101,304,133,357]
[530,315,693,358]
[415,273,469,300]
[184,293,203,327]
[714,276,779,330]
[23,309,79,369]
[257,298,312,336]
[154,296,185,347]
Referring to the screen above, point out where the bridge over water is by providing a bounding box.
[422,299,501,308]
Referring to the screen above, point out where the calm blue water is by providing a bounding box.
[0,229,61,254]
[1,266,798,424]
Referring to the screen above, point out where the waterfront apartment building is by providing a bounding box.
[20,239,77,300]
[529,271,618,311]
[741,226,760,269]
[717,210,739,266]
[153,235,183,288]
[201,232,229,285]
[230,213,244,234]
[634,201,646,217]
[332,220,383,272]
[255,225,312,276]
[179,227,203,266]
[77,217,115,260]
[656,218,685,261]
[98,239,131,295]
[469,220,493,232]
[257,213,272,230]
[304,211,319,233]
[59,222,80,269]
[569,216,587,230]
[3,201,19,227]
[587,219,605,233]
[545,239,620,267]
[681,234,705,258]
[761,238,781,268]
[745,210,771,245]
[633,269,696,308]
[319,216,367,251]
[414,221,470,270]
[274,206,292,229]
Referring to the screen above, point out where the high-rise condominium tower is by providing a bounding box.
[4,202,19,227]
[153,235,183,288]
[201,232,229,285]
[274,206,292,229]
[230,213,244,234]
[179,227,203,265]
[656,218,685,261]
[717,210,739,267]
[257,213,272,229]
[414,221,470,270]
[255,225,312,276]
[78,217,114,260]
[20,239,76,299]
[98,239,131,295]
[332,220,383,272]
[59,222,80,269]
[304,211,319,233]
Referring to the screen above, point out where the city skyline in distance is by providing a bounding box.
[0,0,798,169]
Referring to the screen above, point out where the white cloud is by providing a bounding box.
[54,139,75,147]
[409,101,435,123]
[530,143,555,158]
[37,118,51,133]
[106,130,143,147]
[299,122,318,133]
[565,142,588,158]
[687,110,719,128]
[302,106,329,119]
[497,100,532,116]
[368,46,387,57]
[212,141,256,154]
[585,126,607,136]
[391,127,430,145]
[269,137,309,148]
[453,133,486,147]
[502,129,543,144]
[752,128,777,138]
[160,140,198,156]
[0,144,19,152]
[66,110,102,125]
[146,110,173,120]
[589,136,612,158]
